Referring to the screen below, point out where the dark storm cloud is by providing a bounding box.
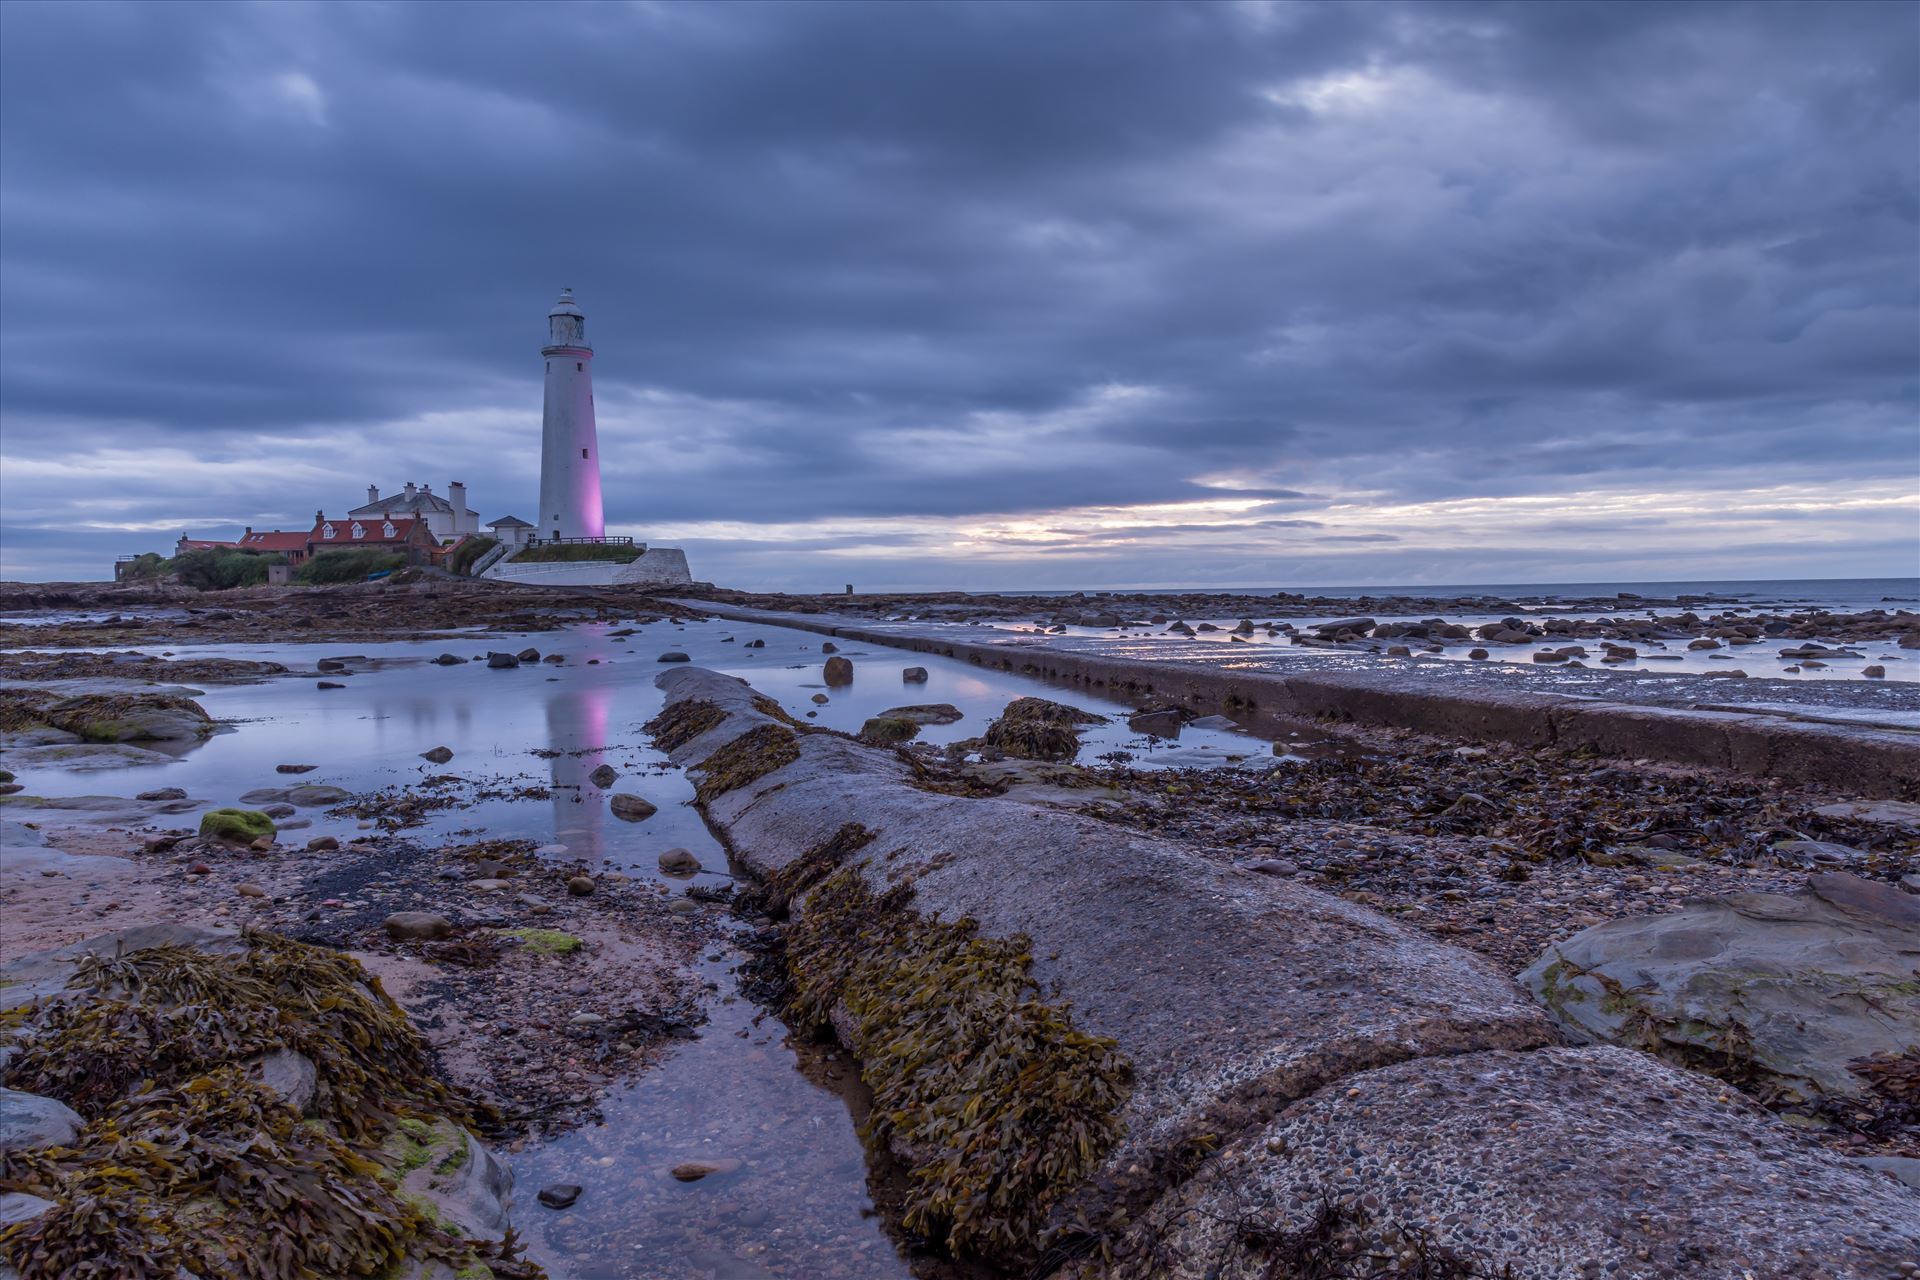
[0,0,1914,584]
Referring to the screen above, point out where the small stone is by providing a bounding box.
[567,876,595,896]
[275,763,318,773]
[901,666,929,683]
[823,656,854,685]
[668,898,699,916]
[588,764,618,788]
[383,912,453,941]
[670,1157,743,1181]
[187,862,211,875]
[236,882,267,898]
[137,787,188,801]
[1247,859,1299,877]
[610,793,657,821]
[537,1184,582,1209]
[810,693,829,704]
[487,652,520,669]
[317,681,345,689]
[821,642,839,654]
[249,836,274,851]
[516,648,540,662]
[658,848,701,875]
[1469,648,1489,660]
[432,653,467,665]
[1863,665,1886,679]
[307,836,340,852]
[657,651,691,663]
[420,746,454,764]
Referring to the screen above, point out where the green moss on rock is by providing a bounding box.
[494,927,582,956]
[199,808,276,843]
[786,868,1132,1262]
[982,697,1103,762]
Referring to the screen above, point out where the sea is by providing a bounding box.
[1001,577,1919,613]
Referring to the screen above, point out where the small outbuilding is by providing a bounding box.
[486,515,535,550]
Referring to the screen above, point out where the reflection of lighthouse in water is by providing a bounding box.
[545,681,613,867]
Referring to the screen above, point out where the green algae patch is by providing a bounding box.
[982,697,1105,763]
[785,868,1132,1262]
[692,722,800,804]
[199,807,276,843]
[0,929,511,1280]
[644,698,727,752]
[494,927,582,956]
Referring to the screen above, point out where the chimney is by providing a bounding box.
[315,509,324,526]
[244,527,253,537]
[405,481,416,496]
[422,483,431,494]
[367,485,379,504]
[449,481,467,512]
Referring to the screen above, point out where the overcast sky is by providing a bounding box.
[2,0,1915,589]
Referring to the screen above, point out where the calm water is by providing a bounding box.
[995,576,1920,612]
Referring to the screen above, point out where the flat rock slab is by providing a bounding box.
[0,922,244,1006]
[656,668,1553,1217]
[1521,872,1920,1100]
[1086,1045,1919,1280]
[0,1087,83,1152]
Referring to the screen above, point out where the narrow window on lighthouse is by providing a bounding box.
[582,448,589,458]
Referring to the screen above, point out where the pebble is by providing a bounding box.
[187,862,211,876]
[658,848,701,875]
[668,899,699,916]
[383,911,453,940]
[537,1184,582,1209]
[307,836,340,852]
[420,746,454,763]
[567,876,595,897]
[670,1157,743,1182]
[236,883,267,898]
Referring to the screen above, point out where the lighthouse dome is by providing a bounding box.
[545,288,588,349]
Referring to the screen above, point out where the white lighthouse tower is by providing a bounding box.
[537,288,605,542]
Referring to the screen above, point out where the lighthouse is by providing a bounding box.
[537,288,605,542]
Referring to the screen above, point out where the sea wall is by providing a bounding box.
[678,602,1920,796]
[651,667,1919,1278]
[483,547,692,587]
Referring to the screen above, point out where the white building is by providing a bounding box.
[486,515,534,549]
[537,288,605,542]
[349,481,479,543]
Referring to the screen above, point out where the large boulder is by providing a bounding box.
[1521,872,1920,1101]
[1084,1046,1920,1279]
[199,808,276,844]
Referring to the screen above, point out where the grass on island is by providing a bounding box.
[511,541,643,564]
[446,536,499,576]
[297,549,408,584]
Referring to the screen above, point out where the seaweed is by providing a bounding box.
[691,722,800,804]
[761,822,876,914]
[982,697,1105,763]
[784,867,1132,1262]
[644,698,727,752]
[0,930,505,1280]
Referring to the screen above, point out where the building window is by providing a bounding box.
[322,523,335,539]
[350,521,365,539]
[545,361,550,372]
[381,521,396,538]
[581,448,588,458]
[576,362,583,371]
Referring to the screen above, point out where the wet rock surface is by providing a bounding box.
[1523,872,1920,1102]
[1090,1046,1920,1280]
[655,665,1920,1276]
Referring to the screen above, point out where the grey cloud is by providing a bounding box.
[0,0,1913,585]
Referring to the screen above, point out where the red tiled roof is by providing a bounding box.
[238,530,310,553]
[309,517,422,546]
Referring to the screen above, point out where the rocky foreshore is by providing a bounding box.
[648,664,1919,1278]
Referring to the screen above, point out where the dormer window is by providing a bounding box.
[322,523,335,539]
[350,521,365,539]
[382,521,396,538]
